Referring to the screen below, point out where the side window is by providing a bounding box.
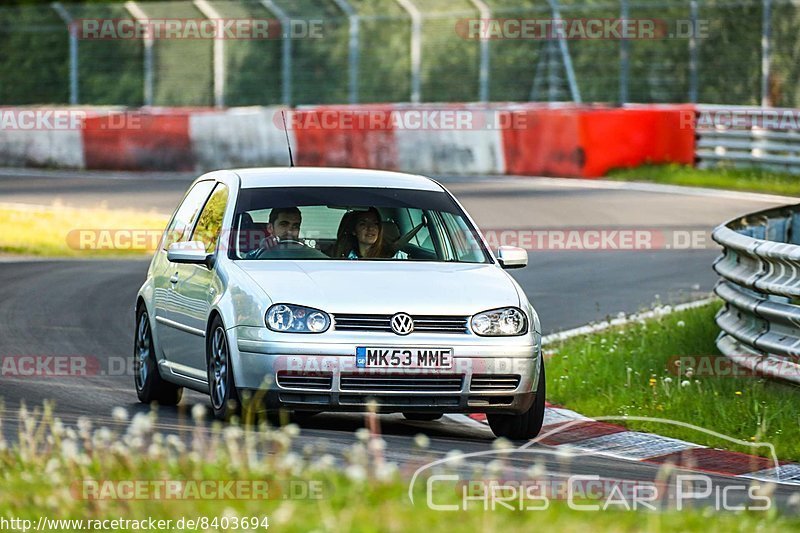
[162,181,215,250]
[441,212,485,263]
[191,184,230,253]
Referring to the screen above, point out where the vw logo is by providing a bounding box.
[390,313,414,336]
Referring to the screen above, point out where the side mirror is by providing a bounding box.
[168,241,212,266]
[497,246,528,269]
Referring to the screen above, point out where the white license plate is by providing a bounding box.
[356,347,453,369]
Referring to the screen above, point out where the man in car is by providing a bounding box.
[247,207,303,258]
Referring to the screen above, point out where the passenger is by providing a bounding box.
[341,207,408,260]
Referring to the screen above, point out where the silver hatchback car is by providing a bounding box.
[134,168,545,439]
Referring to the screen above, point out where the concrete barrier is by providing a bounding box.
[0,103,697,177]
[189,106,295,170]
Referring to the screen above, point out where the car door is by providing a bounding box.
[153,180,216,365]
[165,182,230,377]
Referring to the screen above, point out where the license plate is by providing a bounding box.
[356,347,453,369]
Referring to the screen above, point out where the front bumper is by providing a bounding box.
[229,326,541,415]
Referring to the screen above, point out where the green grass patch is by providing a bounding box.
[548,302,800,462]
[0,403,798,531]
[0,203,168,258]
[607,164,800,196]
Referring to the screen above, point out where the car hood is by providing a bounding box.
[236,261,521,315]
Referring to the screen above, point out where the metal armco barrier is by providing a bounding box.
[713,204,800,384]
[696,104,800,174]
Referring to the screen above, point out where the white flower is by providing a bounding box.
[166,434,186,453]
[61,439,79,461]
[93,428,112,445]
[445,449,464,467]
[354,428,371,443]
[413,434,430,449]
[311,454,336,471]
[191,404,207,422]
[345,464,367,482]
[45,458,60,474]
[492,437,513,451]
[223,425,244,441]
[279,452,302,472]
[77,417,92,435]
[681,380,691,388]
[368,438,386,454]
[486,460,504,474]
[282,423,300,438]
[129,413,152,437]
[663,377,673,384]
[527,462,546,479]
[375,462,398,481]
[676,320,686,328]
[111,407,129,422]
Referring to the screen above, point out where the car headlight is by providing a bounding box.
[266,304,331,333]
[471,307,527,336]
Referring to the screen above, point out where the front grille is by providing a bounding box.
[340,374,463,392]
[470,374,521,392]
[333,314,469,334]
[339,395,459,407]
[276,371,333,390]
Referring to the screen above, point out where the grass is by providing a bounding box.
[0,203,168,258]
[1,403,799,532]
[607,164,800,196]
[548,302,800,462]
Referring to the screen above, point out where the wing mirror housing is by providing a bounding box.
[497,246,528,269]
[167,241,213,267]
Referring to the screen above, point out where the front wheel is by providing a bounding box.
[134,307,183,405]
[207,317,240,421]
[487,359,546,440]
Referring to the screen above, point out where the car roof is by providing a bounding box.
[231,167,444,192]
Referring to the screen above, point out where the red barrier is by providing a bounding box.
[82,111,194,171]
[579,106,695,177]
[290,105,398,170]
[502,105,695,178]
[71,103,695,176]
[502,107,585,177]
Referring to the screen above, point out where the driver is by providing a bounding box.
[267,206,302,241]
[247,207,302,258]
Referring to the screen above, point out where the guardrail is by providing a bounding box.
[696,104,800,174]
[713,204,800,384]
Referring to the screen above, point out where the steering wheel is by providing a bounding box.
[252,239,307,259]
[274,239,307,247]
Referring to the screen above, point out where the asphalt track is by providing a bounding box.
[0,170,797,510]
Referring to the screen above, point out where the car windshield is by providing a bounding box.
[228,186,491,263]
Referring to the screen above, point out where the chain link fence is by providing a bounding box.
[0,0,798,107]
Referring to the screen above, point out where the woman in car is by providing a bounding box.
[337,207,408,260]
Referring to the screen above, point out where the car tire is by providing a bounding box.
[134,306,183,405]
[487,359,546,440]
[207,316,241,421]
[403,412,443,421]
